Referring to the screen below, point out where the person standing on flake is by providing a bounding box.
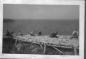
[72,30,79,38]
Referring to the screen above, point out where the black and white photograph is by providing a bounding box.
[0,0,84,59]
[3,4,80,55]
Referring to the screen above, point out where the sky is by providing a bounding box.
[3,4,79,20]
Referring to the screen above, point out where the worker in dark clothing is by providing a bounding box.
[71,30,79,38]
[50,32,58,38]
[38,31,42,36]
[6,30,13,38]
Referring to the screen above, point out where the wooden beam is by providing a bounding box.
[34,43,43,49]
[39,44,43,49]
[52,47,64,55]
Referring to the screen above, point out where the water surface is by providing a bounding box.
[3,19,79,35]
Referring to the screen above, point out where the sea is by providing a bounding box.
[3,19,79,35]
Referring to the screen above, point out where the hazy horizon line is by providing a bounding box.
[3,18,79,20]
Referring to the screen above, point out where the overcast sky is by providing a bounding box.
[3,4,79,20]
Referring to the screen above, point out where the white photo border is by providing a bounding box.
[0,1,85,59]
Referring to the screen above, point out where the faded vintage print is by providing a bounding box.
[3,4,79,55]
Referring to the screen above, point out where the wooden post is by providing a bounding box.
[43,43,46,54]
[15,39,18,46]
[74,48,77,55]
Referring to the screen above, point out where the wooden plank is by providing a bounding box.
[52,46,64,55]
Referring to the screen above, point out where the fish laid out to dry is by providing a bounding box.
[14,35,79,49]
